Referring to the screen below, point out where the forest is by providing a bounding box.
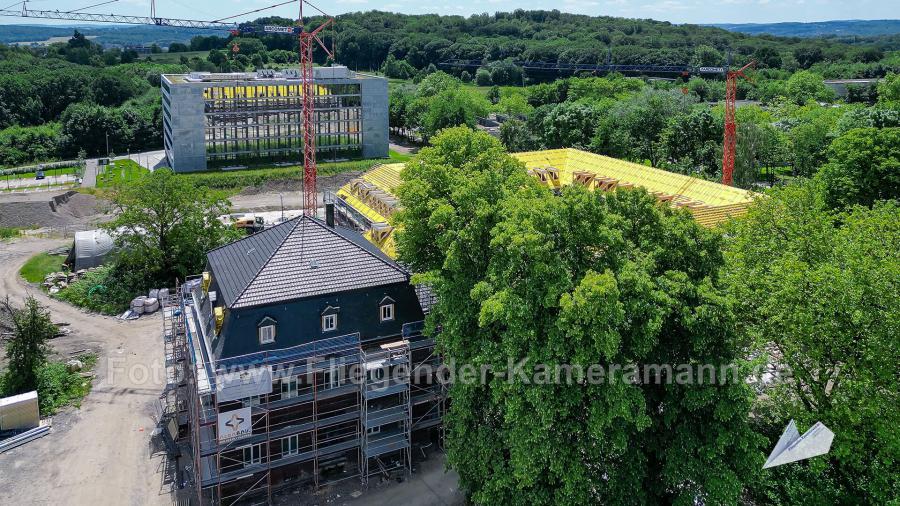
[1,10,899,175]
[0,32,184,167]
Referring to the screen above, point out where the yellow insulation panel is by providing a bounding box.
[339,150,754,258]
[513,149,753,208]
[360,163,405,193]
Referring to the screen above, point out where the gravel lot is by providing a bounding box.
[0,238,171,506]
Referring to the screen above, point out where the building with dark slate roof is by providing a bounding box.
[161,213,444,505]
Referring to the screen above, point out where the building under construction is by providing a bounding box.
[333,148,756,258]
[161,66,388,172]
[160,212,443,505]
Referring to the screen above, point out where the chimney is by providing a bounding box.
[325,202,335,228]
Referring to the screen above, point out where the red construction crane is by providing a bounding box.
[722,60,755,186]
[295,2,334,216]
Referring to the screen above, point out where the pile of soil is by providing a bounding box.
[238,172,363,196]
[0,191,106,229]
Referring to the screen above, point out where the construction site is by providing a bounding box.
[158,211,444,505]
[1,3,772,506]
[334,148,755,258]
[162,67,388,172]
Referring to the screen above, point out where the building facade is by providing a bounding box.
[161,67,388,172]
[161,214,443,505]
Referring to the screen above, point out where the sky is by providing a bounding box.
[0,0,897,25]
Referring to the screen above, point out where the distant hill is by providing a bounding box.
[712,20,900,38]
[0,24,226,46]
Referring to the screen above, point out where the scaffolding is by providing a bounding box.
[360,342,412,484]
[165,272,445,505]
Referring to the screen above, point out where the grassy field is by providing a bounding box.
[179,158,387,192]
[97,159,149,188]
[20,252,67,283]
[388,149,413,162]
[1,166,77,180]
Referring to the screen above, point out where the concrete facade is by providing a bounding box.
[161,67,389,172]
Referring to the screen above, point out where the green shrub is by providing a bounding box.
[0,226,20,239]
[34,354,97,416]
[54,265,136,315]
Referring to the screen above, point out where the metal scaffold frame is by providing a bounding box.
[165,276,443,505]
[360,343,412,484]
[173,278,367,505]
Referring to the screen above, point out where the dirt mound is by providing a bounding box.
[0,190,105,229]
[237,171,363,196]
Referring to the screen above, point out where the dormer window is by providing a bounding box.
[258,317,277,345]
[321,305,339,332]
[379,296,395,322]
[380,303,394,322]
[322,314,337,332]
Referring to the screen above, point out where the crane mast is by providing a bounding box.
[721,61,755,187]
[296,2,334,216]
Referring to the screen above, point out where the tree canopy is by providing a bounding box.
[724,181,900,503]
[395,127,762,504]
[817,127,900,208]
[1,296,54,395]
[105,168,238,288]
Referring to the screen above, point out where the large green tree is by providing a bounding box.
[817,127,900,209]
[105,169,238,287]
[725,182,900,503]
[395,127,763,505]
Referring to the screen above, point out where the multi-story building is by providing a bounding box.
[160,209,443,505]
[160,67,388,172]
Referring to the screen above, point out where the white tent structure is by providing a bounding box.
[67,229,116,270]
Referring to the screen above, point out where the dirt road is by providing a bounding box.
[0,238,171,506]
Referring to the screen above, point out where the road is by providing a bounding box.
[0,238,171,506]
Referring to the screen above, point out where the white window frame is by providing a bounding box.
[258,324,276,345]
[380,303,394,322]
[322,314,337,332]
[323,367,341,390]
[367,425,381,435]
[242,443,264,466]
[280,377,298,399]
[281,434,299,457]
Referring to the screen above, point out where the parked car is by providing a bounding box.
[35,169,45,180]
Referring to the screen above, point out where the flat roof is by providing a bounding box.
[162,66,380,86]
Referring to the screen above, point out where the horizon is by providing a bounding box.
[0,1,897,27]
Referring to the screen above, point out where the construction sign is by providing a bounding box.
[217,407,252,443]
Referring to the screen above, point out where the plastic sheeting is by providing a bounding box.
[68,229,115,270]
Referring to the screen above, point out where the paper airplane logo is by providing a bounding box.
[763,420,834,469]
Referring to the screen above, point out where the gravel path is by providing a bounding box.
[0,238,172,506]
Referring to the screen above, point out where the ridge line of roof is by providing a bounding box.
[229,216,304,308]
[206,216,298,254]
